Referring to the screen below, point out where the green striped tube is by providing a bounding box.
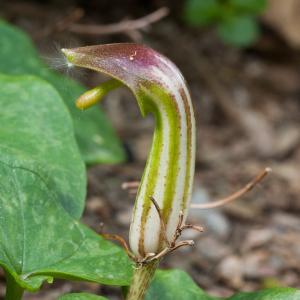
[62,44,196,259]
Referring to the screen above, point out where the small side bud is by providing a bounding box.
[76,79,122,110]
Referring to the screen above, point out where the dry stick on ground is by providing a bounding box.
[191,167,271,209]
[69,7,169,36]
[135,168,270,262]
[111,168,269,262]
[122,168,271,210]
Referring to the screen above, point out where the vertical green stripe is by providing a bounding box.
[138,85,182,251]
[180,89,193,212]
[136,92,164,255]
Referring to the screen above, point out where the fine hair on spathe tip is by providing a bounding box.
[41,41,87,80]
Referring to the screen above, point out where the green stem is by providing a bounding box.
[126,260,159,300]
[5,272,24,300]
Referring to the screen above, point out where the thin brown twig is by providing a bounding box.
[147,247,169,261]
[191,167,271,209]
[172,211,184,244]
[149,196,171,247]
[69,7,169,35]
[100,194,201,264]
[151,240,195,261]
[102,233,135,260]
[181,224,204,232]
[140,200,202,263]
[177,211,184,229]
[168,240,194,254]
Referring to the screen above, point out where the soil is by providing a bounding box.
[1,0,300,299]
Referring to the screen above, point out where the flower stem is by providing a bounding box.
[5,272,24,300]
[126,260,159,300]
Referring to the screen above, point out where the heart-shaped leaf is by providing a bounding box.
[0,19,125,165]
[0,161,132,291]
[0,73,85,218]
[146,269,300,300]
[0,74,133,292]
[59,293,107,300]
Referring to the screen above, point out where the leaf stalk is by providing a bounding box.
[5,272,24,300]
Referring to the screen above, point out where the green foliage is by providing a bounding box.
[0,74,132,293]
[228,0,267,13]
[183,0,267,47]
[146,269,300,300]
[146,269,217,300]
[227,288,300,300]
[183,0,222,26]
[0,19,125,164]
[59,294,107,300]
[217,15,259,47]
[0,74,85,219]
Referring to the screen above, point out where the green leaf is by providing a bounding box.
[229,0,267,14]
[146,269,218,300]
[0,74,133,291]
[0,19,125,165]
[59,293,108,300]
[40,73,126,165]
[0,162,132,291]
[146,269,300,300]
[217,15,260,47]
[227,288,300,300]
[0,74,85,218]
[184,0,222,26]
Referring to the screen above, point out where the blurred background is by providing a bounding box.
[1,0,300,299]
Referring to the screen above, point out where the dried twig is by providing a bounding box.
[69,7,169,36]
[139,198,202,264]
[102,194,203,264]
[168,240,195,254]
[180,224,204,233]
[102,233,135,260]
[191,167,271,209]
[149,196,171,247]
[173,211,185,242]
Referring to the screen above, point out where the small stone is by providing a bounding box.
[218,255,243,288]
